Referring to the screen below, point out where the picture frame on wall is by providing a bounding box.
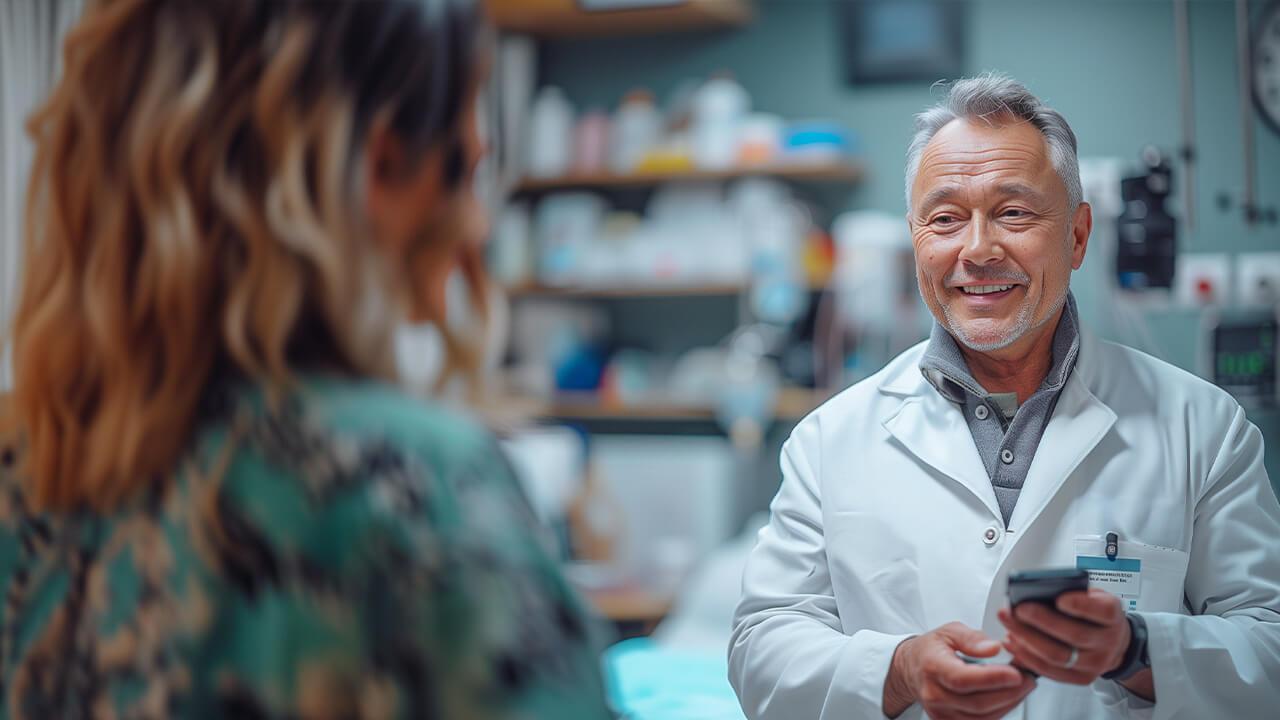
[838,0,966,85]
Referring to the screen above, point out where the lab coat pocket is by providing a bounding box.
[828,511,925,633]
[1073,536,1190,614]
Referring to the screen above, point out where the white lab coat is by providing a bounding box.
[729,326,1280,720]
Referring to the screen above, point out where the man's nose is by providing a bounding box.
[956,217,1006,266]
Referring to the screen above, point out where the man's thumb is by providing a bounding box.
[949,626,1001,657]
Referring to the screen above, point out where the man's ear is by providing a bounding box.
[364,121,445,254]
[1069,201,1092,270]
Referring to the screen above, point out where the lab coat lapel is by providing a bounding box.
[1005,364,1117,533]
[882,386,1002,522]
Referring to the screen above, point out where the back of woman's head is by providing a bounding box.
[4,0,485,512]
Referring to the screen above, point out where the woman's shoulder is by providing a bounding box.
[200,375,498,492]
[293,375,495,467]
[193,375,558,579]
[189,375,523,546]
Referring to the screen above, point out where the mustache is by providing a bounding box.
[944,267,1030,286]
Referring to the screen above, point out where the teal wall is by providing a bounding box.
[538,0,1280,495]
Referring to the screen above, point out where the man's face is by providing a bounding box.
[908,116,1090,356]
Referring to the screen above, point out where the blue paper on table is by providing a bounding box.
[604,638,747,720]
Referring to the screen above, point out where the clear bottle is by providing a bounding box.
[611,88,661,175]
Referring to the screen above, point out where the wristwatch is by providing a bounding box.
[1102,613,1151,682]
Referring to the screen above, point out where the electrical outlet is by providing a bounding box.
[1235,252,1280,307]
[1175,253,1231,305]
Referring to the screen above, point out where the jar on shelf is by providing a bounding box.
[572,109,611,175]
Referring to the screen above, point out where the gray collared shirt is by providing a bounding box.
[919,293,1082,528]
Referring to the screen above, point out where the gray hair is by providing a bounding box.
[904,73,1082,212]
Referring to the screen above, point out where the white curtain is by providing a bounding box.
[0,0,84,388]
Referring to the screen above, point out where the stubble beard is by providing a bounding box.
[940,281,1069,352]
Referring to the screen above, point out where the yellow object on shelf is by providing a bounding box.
[632,150,697,175]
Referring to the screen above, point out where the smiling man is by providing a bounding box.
[729,74,1280,720]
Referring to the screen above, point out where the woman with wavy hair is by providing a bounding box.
[0,0,612,717]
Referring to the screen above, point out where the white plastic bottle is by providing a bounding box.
[527,86,574,179]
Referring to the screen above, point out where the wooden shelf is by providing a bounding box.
[505,279,830,299]
[507,283,744,298]
[776,386,830,418]
[500,386,829,422]
[514,160,863,193]
[486,0,753,37]
[582,586,672,626]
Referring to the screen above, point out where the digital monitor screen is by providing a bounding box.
[1213,317,1277,404]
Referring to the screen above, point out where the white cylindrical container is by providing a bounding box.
[526,86,574,179]
[691,74,750,171]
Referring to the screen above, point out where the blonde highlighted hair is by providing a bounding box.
[3,0,485,512]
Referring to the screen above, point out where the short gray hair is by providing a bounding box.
[904,73,1082,212]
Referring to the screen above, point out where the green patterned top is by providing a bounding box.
[0,376,614,719]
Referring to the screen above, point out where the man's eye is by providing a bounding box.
[1002,209,1030,218]
[932,215,957,226]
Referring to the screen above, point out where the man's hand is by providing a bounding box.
[997,588,1129,684]
[883,622,1036,720]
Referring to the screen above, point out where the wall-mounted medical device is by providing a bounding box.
[1116,147,1177,290]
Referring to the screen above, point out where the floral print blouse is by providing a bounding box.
[0,376,614,719]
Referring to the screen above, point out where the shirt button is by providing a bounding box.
[983,527,999,545]
[974,404,990,420]
[1000,448,1015,464]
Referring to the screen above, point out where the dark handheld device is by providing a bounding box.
[1007,568,1089,608]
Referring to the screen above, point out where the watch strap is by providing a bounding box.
[1102,612,1150,682]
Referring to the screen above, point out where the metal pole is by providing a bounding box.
[1237,0,1258,225]
[1174,0,1197,231]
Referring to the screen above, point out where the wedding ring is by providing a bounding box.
[1063,647,1079,669]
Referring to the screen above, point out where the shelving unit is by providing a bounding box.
[486,0,753,37]
[507,161,854,304]
[513,160,864,193]
[481,2,851,634]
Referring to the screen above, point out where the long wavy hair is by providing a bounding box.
[3,0,487,512]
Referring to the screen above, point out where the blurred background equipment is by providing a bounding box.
[1210,310,1278,408]
[828,210,919,385]
[1116,147,1178,290]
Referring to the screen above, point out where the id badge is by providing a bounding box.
[1073,538,1141,611]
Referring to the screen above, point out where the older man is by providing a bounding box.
[728,74,1280,720]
